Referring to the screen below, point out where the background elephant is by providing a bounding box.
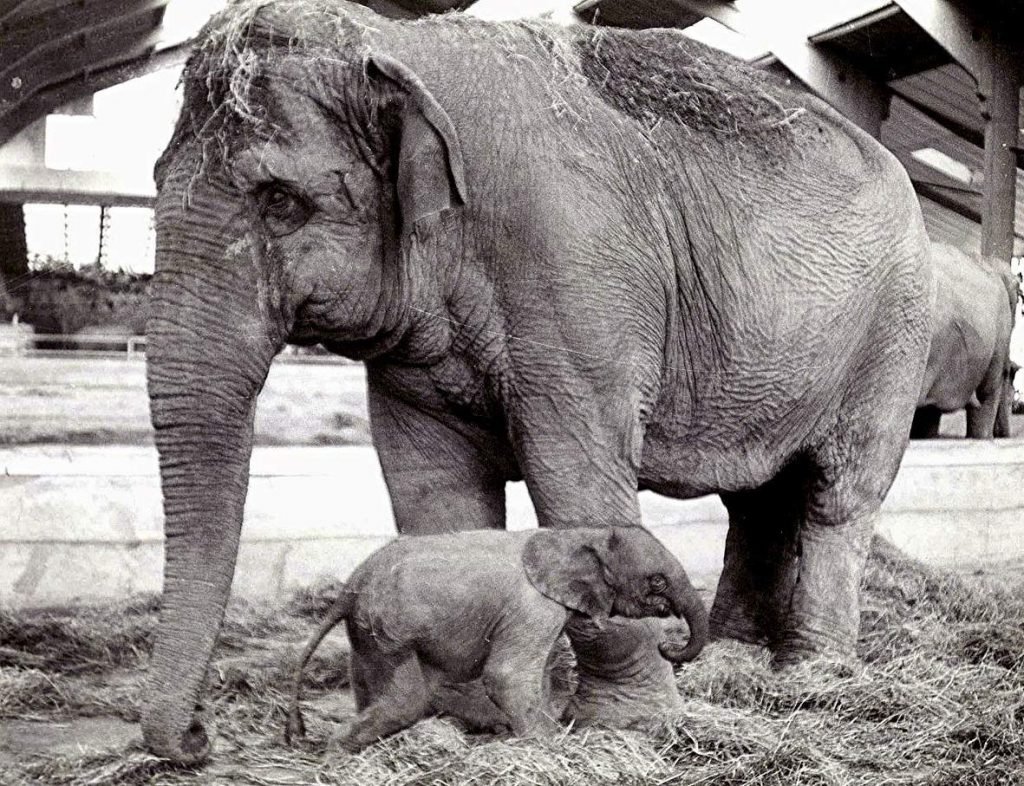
[285,527,707,750]
[911,243,1019,439]
[143,1,932,762]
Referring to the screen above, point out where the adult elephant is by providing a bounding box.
[143,0,933,762]
[911,243,1018,439]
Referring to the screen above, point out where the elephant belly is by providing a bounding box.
[920,352,992,411]
[638,431,787,499]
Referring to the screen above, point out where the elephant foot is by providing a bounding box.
[770,627,858,669]
[141,710,212,765]
[563,618,681,728]
[708,606,771,648]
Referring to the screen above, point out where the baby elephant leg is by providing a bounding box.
[429,679,512,733]
[482,608,566,737]
[340,650,430,752]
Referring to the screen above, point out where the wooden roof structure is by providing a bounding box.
[0,0,192,146]
[0,0,1020,257]
[576,0,1024,258]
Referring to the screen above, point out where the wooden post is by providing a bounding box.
[0,202,28,319]
[980,36,1020,261]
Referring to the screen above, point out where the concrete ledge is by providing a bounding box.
[2,440,1023,607]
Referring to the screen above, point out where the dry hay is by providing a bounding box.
[2,536,1023,785]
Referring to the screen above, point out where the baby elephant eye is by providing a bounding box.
[256,183,311,237]
[650,574,668,592]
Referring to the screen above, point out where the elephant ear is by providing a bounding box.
[523,529,614,626]
[364,53,467,232]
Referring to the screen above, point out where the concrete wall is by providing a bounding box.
[2,440,1023,608]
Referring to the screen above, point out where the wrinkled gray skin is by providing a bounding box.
[284,526,707,750]
[911,243,1019,439]
[143,1,933,762]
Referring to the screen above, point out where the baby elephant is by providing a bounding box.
[285,526,707,751]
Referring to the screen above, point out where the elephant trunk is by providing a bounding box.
[141,242,278,761]
[659,569,709,665]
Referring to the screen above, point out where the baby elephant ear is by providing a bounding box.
[523,529,614,624]
[364,53,467,232]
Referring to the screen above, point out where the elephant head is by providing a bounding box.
[143,6,470,761]
[522,526,708,662]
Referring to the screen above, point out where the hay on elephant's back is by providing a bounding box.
[573,27,805,145]
[165,0,807,173]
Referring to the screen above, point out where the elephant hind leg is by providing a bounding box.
[772,465,877,665]
[967,352,1008,438]
[711,461,806,648]
[340,650,431,751]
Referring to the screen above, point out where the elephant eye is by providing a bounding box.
[650,574,667,592]
[256,182,312,237]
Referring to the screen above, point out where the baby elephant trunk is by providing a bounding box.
[660,579,709,664]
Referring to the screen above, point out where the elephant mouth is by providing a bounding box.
[645,598,671,618]
[317,330,404,361]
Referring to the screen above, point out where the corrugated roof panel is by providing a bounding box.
[890,65,989,139]
[920,196,982,251]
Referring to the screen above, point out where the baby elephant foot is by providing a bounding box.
[483,670,563,739]
[431,682,512,734]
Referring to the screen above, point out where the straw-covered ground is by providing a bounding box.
[1,537,1022,786]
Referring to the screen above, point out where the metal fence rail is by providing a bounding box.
[25,335,353,364]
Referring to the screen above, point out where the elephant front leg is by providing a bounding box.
[367,369,513,533]
[508,383,680,724]
[711,457,878,664]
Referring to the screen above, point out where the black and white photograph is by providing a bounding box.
[1,1,1022,783]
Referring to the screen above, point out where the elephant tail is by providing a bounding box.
[284,585,357,745]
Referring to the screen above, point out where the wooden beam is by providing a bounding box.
[913,180,982,224]
[1,5,165,110]
[980,35,1020,261]
[751,14,893,136]
[893,0,985,86]
[0,15,162,120]
[0,0,33,28]
[766,40,890,137]
[0,165,156,207]
[664,0,743,33]
[1,0,168,81]
[892,90,983,147]
[0,42,189,147]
